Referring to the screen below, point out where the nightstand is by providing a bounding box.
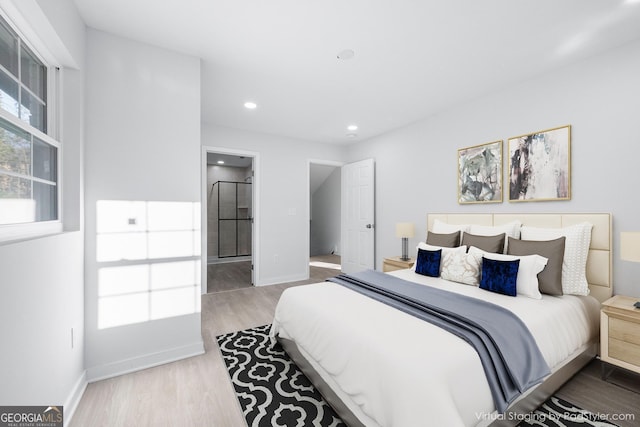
[382,256,414,272]
[601,295,640,381]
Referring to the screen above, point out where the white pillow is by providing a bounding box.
[440,250,482,286]
[469,246,548,299]
[412,242,467,272]
[469,220,522,253]
[520,222,593,296]
[432,219,470,240]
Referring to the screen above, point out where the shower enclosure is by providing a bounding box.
[210,180,252,258]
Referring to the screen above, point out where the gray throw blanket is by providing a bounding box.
[327,270,550,413]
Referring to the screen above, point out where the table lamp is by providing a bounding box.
[396,222,415,261]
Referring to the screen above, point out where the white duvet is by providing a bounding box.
[270,269,600,427]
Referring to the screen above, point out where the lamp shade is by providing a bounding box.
[620,232,640,262]
[395,222,415,238]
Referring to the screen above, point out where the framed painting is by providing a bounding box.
[508,125,571,202]
[458,140,502,204]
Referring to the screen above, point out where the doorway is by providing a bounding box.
[206,152,254,293]
[309,161,342,278]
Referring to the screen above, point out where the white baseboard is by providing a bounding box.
[63,371,88,427]
[86,340,205,383]
[256,273,307,287]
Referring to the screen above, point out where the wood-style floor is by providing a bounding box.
[70,259,640,427]
[207,254,341,293]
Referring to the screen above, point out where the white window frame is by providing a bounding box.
[0,10,62,242]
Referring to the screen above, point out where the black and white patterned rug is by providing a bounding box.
[517,396,619,427]
[217,325,618,427]
[216,324,346,427]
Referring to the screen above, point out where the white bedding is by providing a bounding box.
[270,268,600,427]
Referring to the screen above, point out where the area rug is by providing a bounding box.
[216,324,346,427]
[517,396,619,427]
[217,325,618,427]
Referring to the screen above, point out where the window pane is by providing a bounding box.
[0,70,19,116]
[33,181,57,221]
[0,19,18,78]
[33,137,56,181]
[0,173,30,198]
[0,117,31,175]
[20,88,46,132]
[20,45,46,100]
[0,174,33,225]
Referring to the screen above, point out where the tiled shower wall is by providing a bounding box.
[207,165,252,258]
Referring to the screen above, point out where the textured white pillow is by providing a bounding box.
[469,246,548,299]
[520,222,593,296]
[469,220,522,253]
[411,243,467,272]
[440,250,482,286]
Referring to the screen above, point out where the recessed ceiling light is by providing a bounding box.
[217,160,225,164]
[244,101,257,109]
[337,49,355,60]
[346,133,358,139]
[347,124,358,131]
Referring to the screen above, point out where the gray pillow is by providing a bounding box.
[507,236,566,296]
[461,232,505,254]
[426,231,460,248]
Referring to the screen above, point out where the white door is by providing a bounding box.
[341,159,375,274]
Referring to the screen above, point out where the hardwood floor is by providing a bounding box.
[554,360,640,427]
[70,260,640,427]
[70,260,341,427]
[206,254,341,293]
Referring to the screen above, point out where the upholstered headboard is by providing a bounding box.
[427,213,612,303]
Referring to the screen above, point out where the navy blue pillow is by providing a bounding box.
[480,257,519,296]
[415,248,442,277]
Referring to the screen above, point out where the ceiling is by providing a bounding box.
[73,0,640,144]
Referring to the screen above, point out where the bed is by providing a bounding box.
[270,213,612,427]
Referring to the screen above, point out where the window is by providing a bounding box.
[0,13,58,230]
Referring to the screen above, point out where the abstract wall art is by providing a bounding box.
[508,125,571,202]
[458,140,503,204]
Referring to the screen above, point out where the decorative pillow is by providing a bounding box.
[507,236,566,296]
[411,243,467,272]
[480,257,520,297]
[440,250,482,286]
[426,231,460,248]
[470,247,548,299]
[461,232,505,254]
[520,222,593,296]
[470,220,522,253]
[415,248,442,277]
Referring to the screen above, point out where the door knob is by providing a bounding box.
[366,224,374,229]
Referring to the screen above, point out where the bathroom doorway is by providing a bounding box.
[206,152,254,293]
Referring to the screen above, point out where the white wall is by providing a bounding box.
[203,124,345,285]
[347,38,640,297]
[0,0,86,416]
[84,29,203,380]
[310,167,341,256]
